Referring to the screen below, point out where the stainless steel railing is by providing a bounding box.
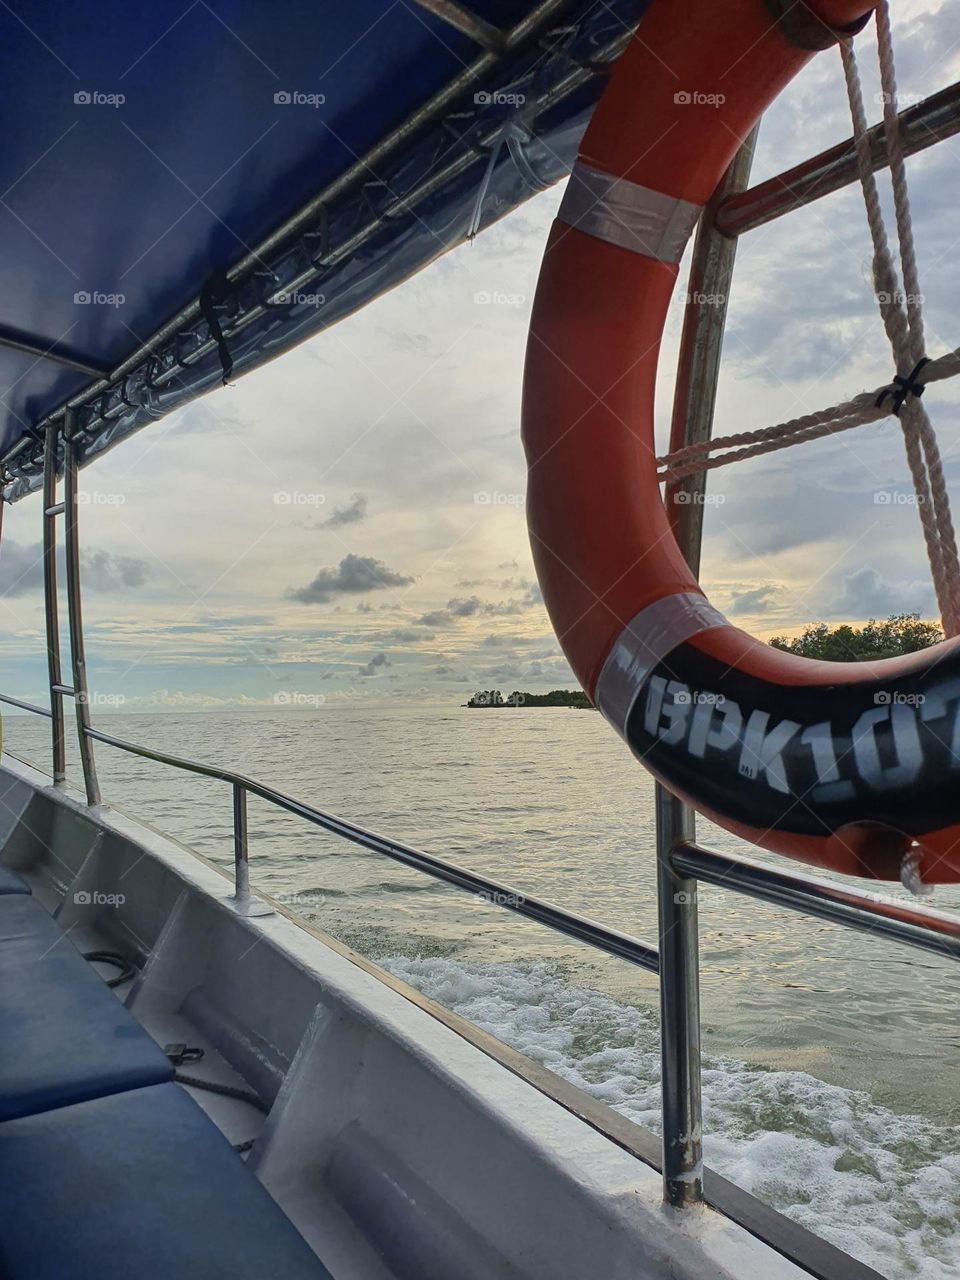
[2,74,958,1252]
[0,690,660,968]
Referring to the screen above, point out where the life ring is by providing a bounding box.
[522,0,960,884]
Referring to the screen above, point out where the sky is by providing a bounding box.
[0,0,958,713]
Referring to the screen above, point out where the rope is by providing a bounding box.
[82,949,137,988]
[842,8,960,634]
[657,1,960,636]
[174,1070,270,1114]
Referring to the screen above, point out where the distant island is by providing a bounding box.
[464,689,593,709]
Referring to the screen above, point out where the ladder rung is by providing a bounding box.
[44,502,65,517]
[51,683,75,696]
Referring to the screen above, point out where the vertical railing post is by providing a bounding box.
[656,129,759,1206]
[230,781,272,916]
[656,786,702,1203]
[42,422,66,785]
[233,781,250,900]
[62,408,101,806]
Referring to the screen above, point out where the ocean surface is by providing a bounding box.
[5,704,960,1279]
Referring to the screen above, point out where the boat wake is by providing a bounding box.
[383,954,960,1280]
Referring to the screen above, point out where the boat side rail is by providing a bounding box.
[7,680,960,962]
[5,684,956,966]
[0,690,659,969]
[1,687,958,963]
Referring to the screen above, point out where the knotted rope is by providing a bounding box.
[657,0,960,636]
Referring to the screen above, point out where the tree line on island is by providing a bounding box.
[465,689,593,708]
[462,615,941,708]
[769,613,941,660]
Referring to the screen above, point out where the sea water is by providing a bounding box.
[6,704,959,1278]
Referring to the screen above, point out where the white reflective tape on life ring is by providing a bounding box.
[595,592,728,735]
[557,163,703,263]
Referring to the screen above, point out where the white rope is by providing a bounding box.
[658,347,960,478]
[657,1,960,636]
[842,5,960,635]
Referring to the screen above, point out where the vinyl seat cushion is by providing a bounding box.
[0,894,172,1120]
[0,866,29,895]
[0,1082,333,1279]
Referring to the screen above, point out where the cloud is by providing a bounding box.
[828,565,936,619]
[81,549,150,591]
[0,541,43,597]
[380,628,430,644]
[0,542,148,597]
[447,595,484,617]
[416,583,544,628]
[321,493,368,529]
[290,554,413,604]
[359,651,390,677]
[729,584,782,615]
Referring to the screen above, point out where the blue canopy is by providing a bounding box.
[0,0,648,497]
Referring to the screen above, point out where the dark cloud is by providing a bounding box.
[729,584,782,615]
[380,628,431,644]
[417,583,543,628]
[290,554,413,604]
[447,595,484,617]
[82,549,149,592]
[359,652,390,677]
[0,542,148,597]
[0,541,43,596]
[321,493,368,529]
[828,565,936,619]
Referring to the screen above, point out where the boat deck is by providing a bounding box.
[0,752,833,1280]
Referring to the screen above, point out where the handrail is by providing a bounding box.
[674,842,960,960]
[4,695,956,965]
[715,79,960,236]
[0,693,52,718]
[78,723,659,970]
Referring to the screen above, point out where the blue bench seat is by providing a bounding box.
[0,1082,333,1279]
[0,865,28,894]
[0,894,172,1120]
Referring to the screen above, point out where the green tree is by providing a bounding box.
[769,613,942,662]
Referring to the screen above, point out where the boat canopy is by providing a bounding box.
[0,0,647,498]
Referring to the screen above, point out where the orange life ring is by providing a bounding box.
[522,0,960,884]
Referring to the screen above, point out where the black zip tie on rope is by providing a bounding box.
[198,270,235,386]
[876,357,931,416]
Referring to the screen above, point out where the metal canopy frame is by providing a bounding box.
[3,52,955,493]
[411,1,508,53]
[1,0,641,494]
[1,66,960,1280]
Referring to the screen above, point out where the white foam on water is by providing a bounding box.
[383,954,960,1280]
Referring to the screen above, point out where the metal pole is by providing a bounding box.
[715,79,960,238]
[673,842,960,961]
[656,787,701,1204]
[231,781,271,917]
[62,409,101,805]
[656,129,759,1207]
[233,781,249,900]
[666,126,759,566]
[41,423,66,785]
[410,1,506,52]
